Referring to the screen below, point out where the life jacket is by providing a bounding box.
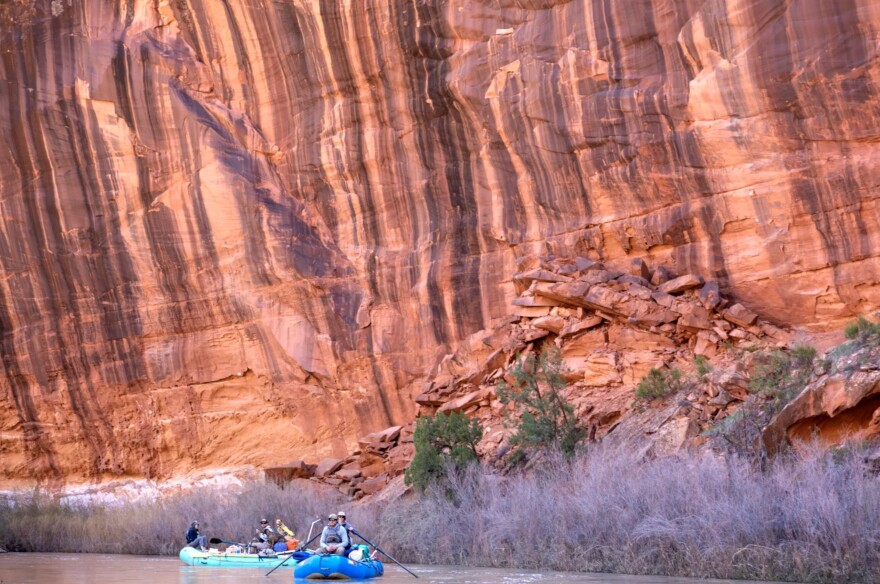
[324,526,342,544]
[258,526,273,542]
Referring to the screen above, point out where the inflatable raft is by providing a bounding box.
[293,551,384,579]
[178,546,310,568]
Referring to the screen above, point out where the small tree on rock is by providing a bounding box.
[404,411,482,493]
[496,347,586,462]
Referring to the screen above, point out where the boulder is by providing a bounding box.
[359,474,389,495]
[677,307,713,331]
[574,257,597,272]
[514,306,553,318]
[630,257,652,280]
[532,315,566,334]
[264,460,315,483]
[512,295,564,307]
[763,369,880,455]
[559,316,603,338]
[708,367,750,400]
[438,387,493,413]
[658,274,704,295]
[582,352,622,386]
[358,425,403,448]
[578,269,625,285]
[514,269,572,287]
[608,325,675,349]
[651,265,673,286]
[335,468,362,481]
[724,303,758,327]
[698,281,721,310]
[694,331,719,356]
[537,281,592,307]
[360,461,387,478]
[314,458,344,478]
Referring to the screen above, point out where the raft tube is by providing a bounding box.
[293,553,384,579]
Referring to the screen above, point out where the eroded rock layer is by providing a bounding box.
[1,0,879,487]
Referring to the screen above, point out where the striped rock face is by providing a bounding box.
[0,0,879,487]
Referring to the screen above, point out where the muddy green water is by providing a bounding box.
[0,553,783,584]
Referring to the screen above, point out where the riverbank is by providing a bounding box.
[2,446,877,583]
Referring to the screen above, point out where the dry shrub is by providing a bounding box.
[0,479,361,555]
[3,448,878,583]
[376,446,880,583]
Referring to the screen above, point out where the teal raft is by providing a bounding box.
[293,550,384,580]
[179,546,310,568]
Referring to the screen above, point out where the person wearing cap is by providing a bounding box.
[185,520,208,551]
[337,511,354,534]
[337,511,354,554]
[316,513,349,555]
[250,518,275,553]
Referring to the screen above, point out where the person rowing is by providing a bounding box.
[315,513,349,556]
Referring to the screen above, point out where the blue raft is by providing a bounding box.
[293,552,384,580]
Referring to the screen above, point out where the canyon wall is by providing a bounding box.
[0,0,879,488]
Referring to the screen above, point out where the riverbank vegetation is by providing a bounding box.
[378,445,880,583]
[0,480,350,555]
[2,445,877,582]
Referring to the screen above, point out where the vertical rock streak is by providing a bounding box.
[0,0,878,485]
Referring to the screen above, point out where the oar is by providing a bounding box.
[350,529,418,579]
[265,518,322,577]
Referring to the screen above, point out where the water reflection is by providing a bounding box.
[0,553,782,584]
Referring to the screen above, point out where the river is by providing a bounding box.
[0,553,783,584]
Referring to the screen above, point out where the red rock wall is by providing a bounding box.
[0,0,879,487]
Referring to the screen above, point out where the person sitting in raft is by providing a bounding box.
[250,518,275,553]
[316,513,349,555]
[275,518,298,548]
[185,520,208,551]
[337,511,354,554]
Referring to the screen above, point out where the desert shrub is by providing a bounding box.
[635,367,684,402]
[830,316,880,365]
[376,444,880,582]
[694,355,712,378]
[496,347,586,460]
[404,411,482,493]
[709,348,816,459]
[748,350,811,407]
[844,315,880,343]
[791,344,817,367]
[705,403,767,461]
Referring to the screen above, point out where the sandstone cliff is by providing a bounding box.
[0,0,879,489]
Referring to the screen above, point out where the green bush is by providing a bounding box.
[635,367,684,402]
[791,344,817,368]
[404,412,482,493]
[709,347,816,459]
[747,350,811,408]
[694,355,712,379]
[843,315,880,346]
[496,347,586,460]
